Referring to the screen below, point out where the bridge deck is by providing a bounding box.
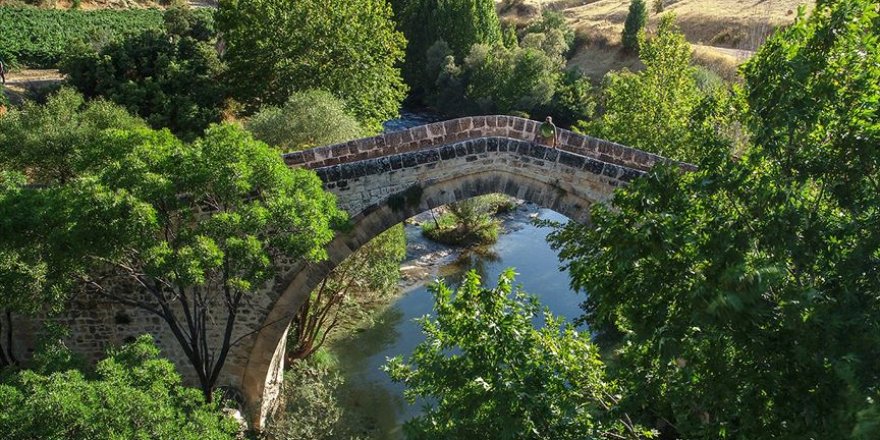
[283,115,688,172]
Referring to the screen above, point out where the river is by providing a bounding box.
[329,206,582,439]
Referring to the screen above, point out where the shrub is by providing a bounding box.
[421,194,514,246]
[0,335,238,440]
[245,90,367,152]
[62,8,226,139]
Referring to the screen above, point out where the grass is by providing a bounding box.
[498,0,814,82]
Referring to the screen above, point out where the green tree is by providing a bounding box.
[0,88,144,184]
[525,10,575,53]
[0,334,237,439]
[385,270,651,439]
[62,8,226,140]
[450,43,560,115]
[549,1,880,437]
[289,224,406,361]
[245,90,368,152]
[0,122,346,400]
[399,0,502,96]
[581,15,725,162]
[622,0,648,53]
[217,0,407,131]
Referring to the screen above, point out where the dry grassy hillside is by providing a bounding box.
[498,0,815,81]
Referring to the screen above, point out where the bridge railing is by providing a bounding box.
[283,115,692,172]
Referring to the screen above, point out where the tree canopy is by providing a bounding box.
[0,335,237,439]
[397,0,502,94]
[385,270,652,439]
[62,6,225,140]
[245,89,368,152]
[549,1,880,437]
[217,0,407,131]
[0,91,346,398]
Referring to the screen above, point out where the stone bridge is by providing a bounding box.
[10,115,682,429]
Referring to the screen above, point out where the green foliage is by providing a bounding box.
[0,7,165,68]
[246,90,367,152]
[580,15,729,162]
[0,87,145,184]
[399,0,502,95]
[385,270,650,439]
[540,69,596,128]
[289,224,406,360]
[549,1,880,438]
[265,357,373,440]
[62,8,225,139]
[424,11,585,120]
[421,195,513,246]
[217,0,407,131]
[0,114,346,396]
[430,42,559,116]
[622,0,648,52]
[0,85,8,108]
[525,10,575,54]
[0,335,238,439]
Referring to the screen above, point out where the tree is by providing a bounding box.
[622,0,648,53]
[245,90,368,152]
[422,10,581,120]
[384,270,651,439]
[0,122,346,400]
[0,91,146,366]
[0,334,238,439]
[62,7,226,140]
[217,0,407,131]
[0,88,144,184]
[549,1,880,437]
[398,0,502,96]
[288,224,406,361]
[581,15,727,162]
[525,10,575,54]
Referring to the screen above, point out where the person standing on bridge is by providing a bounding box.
[537,116,558,148]
[0,59,6,85]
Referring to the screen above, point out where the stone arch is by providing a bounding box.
[241,134,644,427]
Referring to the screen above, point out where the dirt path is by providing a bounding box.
[3,69,65,103]
[700,45,755,61]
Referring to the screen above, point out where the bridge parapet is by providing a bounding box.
[283,115,678,172]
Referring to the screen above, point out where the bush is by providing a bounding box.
[0,87,145,184]
[421,194,514,246]
[62,8,226,139]
[246,90,367,152]
[0,335,238,440]
[264,359,372,440]
[0,7,166,68]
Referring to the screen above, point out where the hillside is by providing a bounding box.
[498,0,815,81]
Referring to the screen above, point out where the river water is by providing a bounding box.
[330,207,581,439]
